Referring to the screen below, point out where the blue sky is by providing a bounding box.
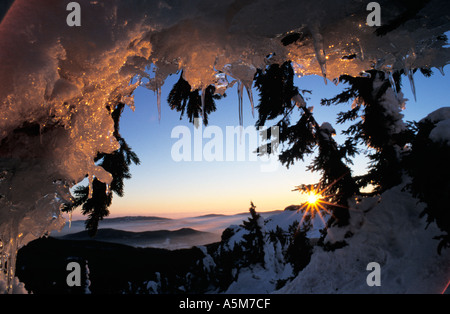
[81,65,450,219]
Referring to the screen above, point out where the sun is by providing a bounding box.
[294,184,333,227]
[306,191,321,205]
[294,174,351,229]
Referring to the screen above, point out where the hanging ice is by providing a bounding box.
[237,81,244,127]
[68,211,72,229]
[407,69,417,102]
[244,83,255,118]
[222,62,257,123]
[88,174,94,199]
[388,72,399,99]
[310,24,328,85]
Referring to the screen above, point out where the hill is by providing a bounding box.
[61,227,214,249]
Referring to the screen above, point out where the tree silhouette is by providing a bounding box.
[167,72,225,126]
[241,202,265,267]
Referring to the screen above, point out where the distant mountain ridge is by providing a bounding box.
[56,210,287,245]
[61,227,215,249]
[70,210,284,223]
[97,216,172,223]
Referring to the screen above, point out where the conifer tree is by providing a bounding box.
[321,69,414,193]
[405,115,450,253]
[286,221,313,274]
[167,72,225,126]
[241,202,265,267]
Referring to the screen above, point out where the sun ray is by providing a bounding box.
[294,179,350,231]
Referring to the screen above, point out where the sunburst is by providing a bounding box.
[295,185,331,227]
[293,182,349,228]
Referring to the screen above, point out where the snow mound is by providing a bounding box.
[430,119,450,145]
[420,107,450,123]
[277,184,450,294]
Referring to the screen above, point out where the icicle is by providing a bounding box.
[311,25,327,84]
[388,71,398,98]
[237,81,244,143]
[407,68,417,101]
[3,232,18,294]
[68,211,72,229]
[201,87,206,124]
[105,183,111,196]
[237,81,244,127]
[88,174,94,199]
[244,83,255,118]
[438,66,445,76]
[156,85,161,122]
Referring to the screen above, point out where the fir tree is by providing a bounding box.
[286,221,313,274]
[241,202,265,267]
[253,61,300,128]
[167,72,225,126]
[321,69,414,194]
[405,116,450,254]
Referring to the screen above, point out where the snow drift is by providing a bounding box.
[0,0,449,292]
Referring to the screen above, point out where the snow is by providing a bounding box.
[372,72,407,134]
[420,107,450,144]
[0,0,449,292]
[264,209,323,239]
[430,119,450,145]
[198,245,216,273]
[320,122,336,137]
[421,107,450,123]
[225,264,287,294]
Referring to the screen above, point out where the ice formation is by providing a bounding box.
[0,0,449,292]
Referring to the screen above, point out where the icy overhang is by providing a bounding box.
[0,0,449,291]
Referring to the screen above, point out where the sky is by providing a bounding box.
[71,64,450,220]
